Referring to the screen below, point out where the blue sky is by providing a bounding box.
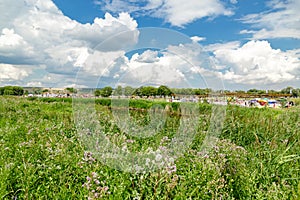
[0,0,299,90]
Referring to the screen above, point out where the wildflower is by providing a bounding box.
[145,158,151,166]
[126,139,134,143]
[91,172,98,178]
[203,154,209,159]
[168,157,174,164]
[155,154,162,162]
[167,165,177,174]
[103,186,109,191]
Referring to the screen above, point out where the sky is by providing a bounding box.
[0,0,300,90]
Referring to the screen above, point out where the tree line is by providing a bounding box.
[94,86,300,98]
[94,85,300,97]
[94,85,176,98]
[1,85,299,97]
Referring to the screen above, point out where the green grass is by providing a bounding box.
[0,96,299,199]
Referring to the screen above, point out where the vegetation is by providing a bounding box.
[65,87,77,94]
[0,96,299,199]
[2,85,300,97]
[94,86,113,97]
[0,86,24,96]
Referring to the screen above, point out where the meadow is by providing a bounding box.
[0,96,299,199]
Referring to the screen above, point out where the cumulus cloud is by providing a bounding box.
[96,0,233,27]
[0,0,139,87]
[133,50,160,63]
[92,42,224,89]
[0,64,30,81]
[0,28,37,64]
[211,40,300,85]
[157,0,233,27]
[69,36,300,90]
[67,12,138,50]
[240,0,300,39]
[114,50,192,88]
[190,36,206,43]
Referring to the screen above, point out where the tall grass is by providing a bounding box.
[0,96,299,199]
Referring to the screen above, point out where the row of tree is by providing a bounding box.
[94,85,174,98]
[1,85,299,97]
[94,86,300,98]
[0,86,24,96]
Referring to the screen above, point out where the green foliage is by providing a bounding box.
[100,86,113,97]
[292,88,300,97]
[124,86,135,96]
[95,98,111,106]
[65,87,77,93]
[113,85,123,96]
[133,86,158,97]
[0,86,24,96]
[157,85,173,97]
[247,88,265,94]
[94,89,101,97]
[281,86,293,94]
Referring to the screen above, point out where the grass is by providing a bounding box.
[0,96,299,199]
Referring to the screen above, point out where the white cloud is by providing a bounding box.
[133,50,159,63]
[82,50,126,76]
[205,41,240,52]
[0,64,30,81]
[116,52,190,88]
[190,36,206,43]
[96,0,233,27]
[158,0,233,27]
[68,12,138,50]
[0,0,139,87]
[0,28,37,64]
[211,40,300,85]
[240,0,300,39]
[98,42,222,88]
[26,81,42,87]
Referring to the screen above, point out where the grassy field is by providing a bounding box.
[0,96,299,199]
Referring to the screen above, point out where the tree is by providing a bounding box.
[100,86,113,97]
[194,89,203,95]
[0,86,24,96]
[12,86,24,96]
[94,89,101,97]
[292,88,300,97]
[247,88,264,94]
[124,86,135,97]
[281,86,293,94]
[65,87,77,93]
[134,86,157,97]
[33,88,42,95]
[142,86,157,97]
[3,86,14,95]
[234,90,246,94]
[157,85,172,97]
[43,89,49,93]
[113,85,123,96]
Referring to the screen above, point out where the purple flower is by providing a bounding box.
[91,172,98,178]
[126,139,134,143]
[103,186,109,191]
[86,176,91,182]
[167,165,177,174]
